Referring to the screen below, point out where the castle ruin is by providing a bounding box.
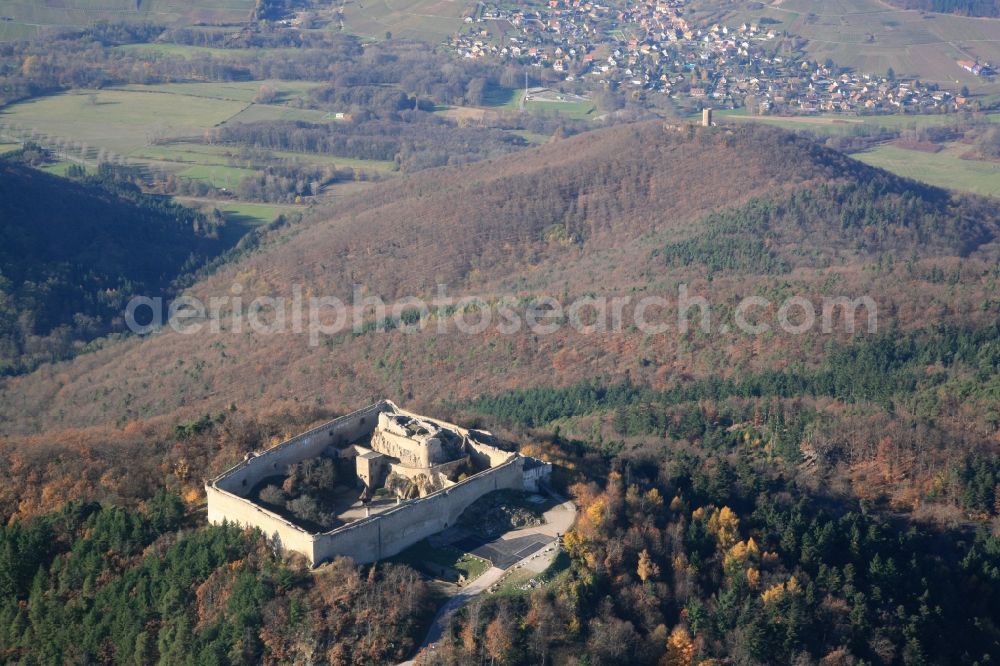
[206,400,552,566]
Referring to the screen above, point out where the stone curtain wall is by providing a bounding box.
[206,484,317,557]
[207,400,531,567]
[206,401,396,562]
[213,401,394,496]
[312,456,525,565]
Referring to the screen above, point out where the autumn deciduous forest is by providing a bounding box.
[1,115,999,664]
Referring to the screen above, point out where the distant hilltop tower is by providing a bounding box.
[702,108,713,127]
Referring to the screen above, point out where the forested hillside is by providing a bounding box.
[0,157,236,374]
[179,122,1000,302]
[0,495,435,664]
[421,448,1000,664]
[1,123,998,435]
[886,0,1000,16]
[0,121,998,664]
[0,121,996,514]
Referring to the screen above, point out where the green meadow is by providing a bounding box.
[717,110,1000,198]
[855,143,1000,198]
[115,43,312,60]
[117,80,320,104]
[0,81,398,220]
[174,197,302,226]
[0,88,247,155]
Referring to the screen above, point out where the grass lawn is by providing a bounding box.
[130,143,245,167]
[141,143,396,171]
[268,149,397,171]
[0,20,38,41]
[392,539,490,583]
[855,143,1000,198]
[115,43,239,59]
[131,142,397,176]
[38,160,81,177]
[0,142,20,154]
[215,201,296,226]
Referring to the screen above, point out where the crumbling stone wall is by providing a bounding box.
[206,401,543,567]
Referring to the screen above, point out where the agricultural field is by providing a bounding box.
[855,142,1000,197]
[337,0,470,42]
[0,82,359,169]
[114,43,309,59]
[223,104,336,124]
[118,80,320,104]
[177,163,258,190]
[717,108,1000,136]
[0,81,398,221]
[689,0,1000,94]
[716,109,1000,197]
[0,88,248,155]
[0,0,254,41]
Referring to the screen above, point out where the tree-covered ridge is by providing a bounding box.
[423,452,1000,664]
[657,170,999,277]
[0,158,236,375]
[0,495,436,665]
[467,322,1000,516]
[886,0,1000,16]
[468,322,1000,425]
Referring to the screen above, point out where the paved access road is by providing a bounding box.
[398,494,576,665]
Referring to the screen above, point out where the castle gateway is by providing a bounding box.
[206,400,552,566]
